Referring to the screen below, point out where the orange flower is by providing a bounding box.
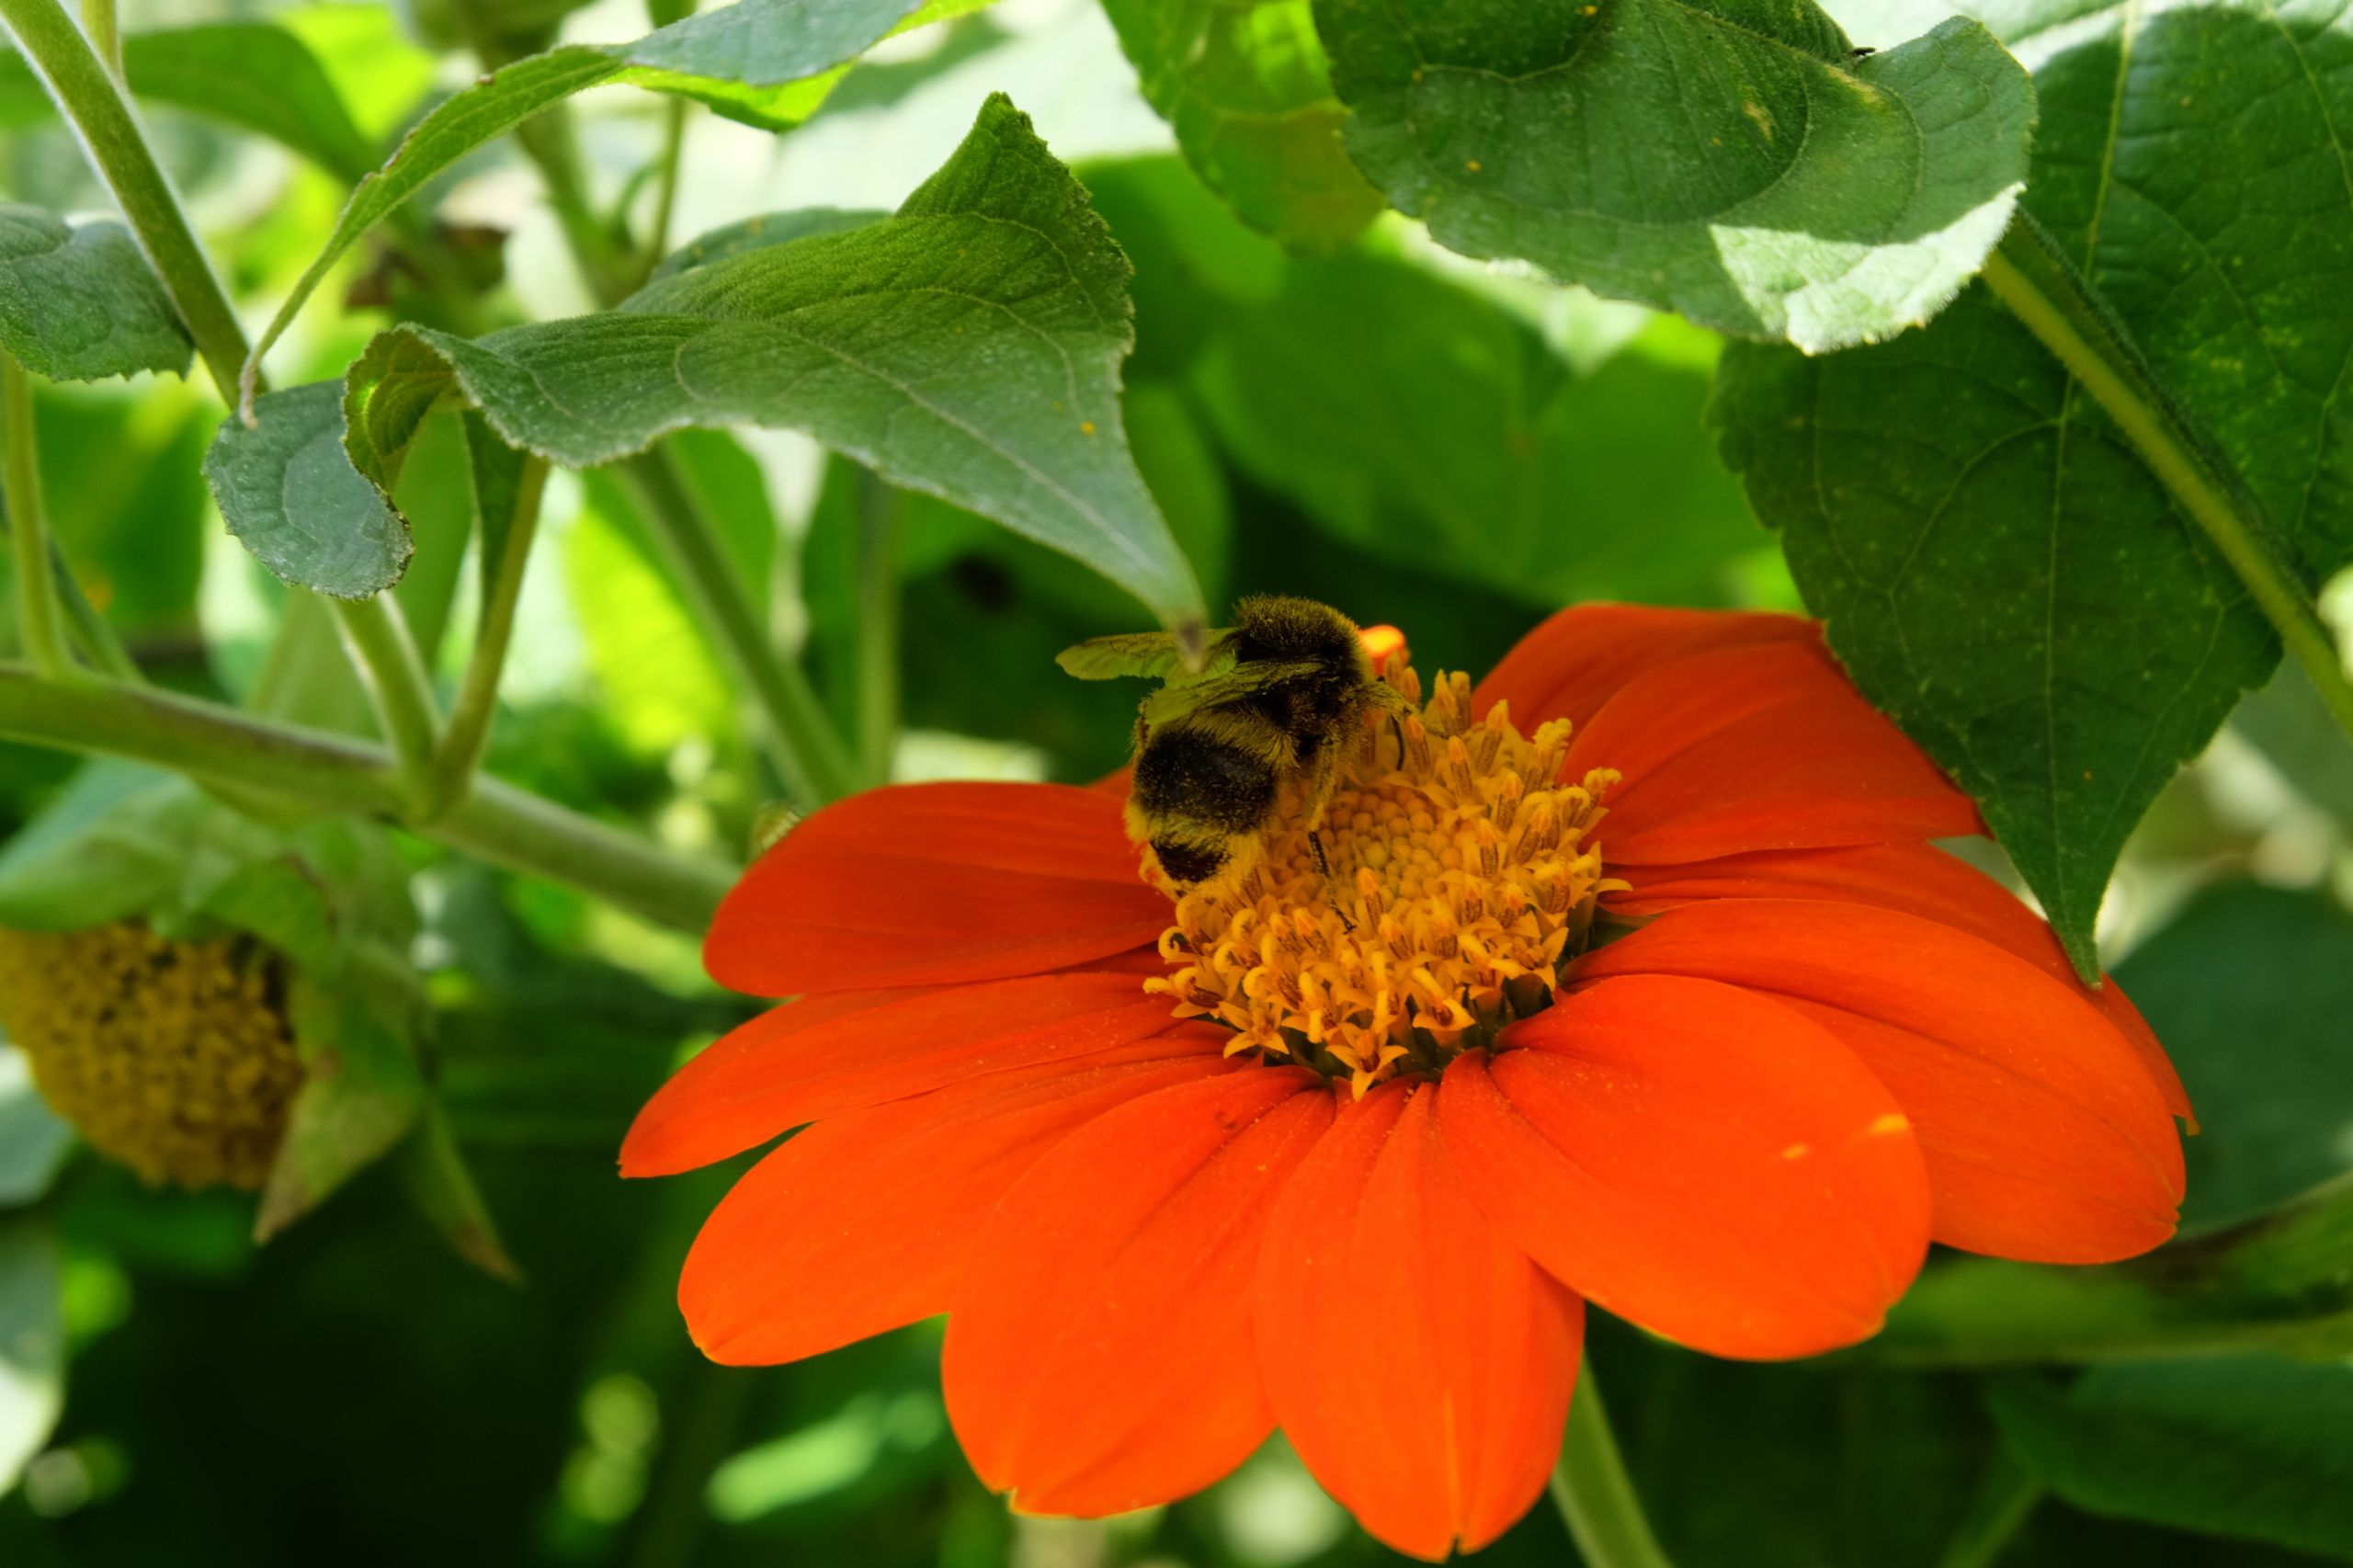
[624,605,2189,1560]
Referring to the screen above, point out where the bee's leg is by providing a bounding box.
[1308,830,1356,932]
[1386,713,1406,771]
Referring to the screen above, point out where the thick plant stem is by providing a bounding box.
[78,0,113,73]
[1984,214,2353,740]
[0,663,733,932]
[616,448,860,811]
[425,453,549,818]
[2,351,69,680]
[1550,1365,1677,1568]
[856,466,900,786]
[0,0,249,403]
[330,594,443,812]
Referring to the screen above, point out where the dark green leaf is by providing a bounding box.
[398,1106,521,1282]
[1194,248,1760,608]
[0,205,191,381]
[203,381,413,597]
[2116,882,2353,1229]
[1099,0,1382,252]
[1713,0,2353,971]
[242,0,958,401]
[119,24,377,180]
[256,973,428,1244]
[1992,1358,2353,1562]
[332,96,1202,627]
[648,207,886,282]
[1313,1,2033,350]
[0,1220,61,1494]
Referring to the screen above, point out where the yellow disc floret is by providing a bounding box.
[1146,653,1623,1095]
[0,922,303,1190]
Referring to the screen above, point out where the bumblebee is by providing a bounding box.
[1057,596,1407,889]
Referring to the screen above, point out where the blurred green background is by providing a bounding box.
[5,1,2353,1564]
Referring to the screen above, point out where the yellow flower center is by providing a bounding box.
[1145,657,1622,1095]
[0,922,303,1190]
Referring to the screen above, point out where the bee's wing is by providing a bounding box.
[1054,630,1233,681]
[1141,659,1328,726]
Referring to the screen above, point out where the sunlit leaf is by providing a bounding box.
[330,96,1202,628]
[647,208,885,283]
[1313,0,2034,349]
[1711,0,2353,973]
[241,0,979,402]
[0,206,190,382]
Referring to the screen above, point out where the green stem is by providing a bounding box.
[0,662,732,933]
[425,453,548,818]
[77,0,113,74]
[615,448,860,811]
[49,539,137,679]
[329,593,442,812]
[635,97,689,293]
[0,0,250,403]
[1984,214,2353,739]
[1551,1363,1677,1568]
[1936,1452,2044,1568]
[855,466,900,786]
[2,350,69,680]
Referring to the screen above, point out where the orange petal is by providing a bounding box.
[705,782,1167,996]
[1440,975,1930,1359]
[1613,842,2191,1119]
[1577,901,2184,1262]
[680,1047,1231,1364]
[1473,603,1819,732]
[944,1068,1333,1516]
[1569,641,1980,866]
[1256,1084,1583,1560]
[620,971,1182,1176]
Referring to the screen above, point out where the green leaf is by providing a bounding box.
[0,1219,61,1495]
[241,0,958,405]
[0,1049,72,1209]
[1312,1,2034,350]
[2114,882,2353,1230]
[1193,248,1761,608]
[330,96,1202,628]
[648,208,886,283]
[1712,0,2353,973]
[0,205,191,382]
[397,1106,521,1283]
[202,381,413,598]
[256,973,428,1244]
[0,762,208,931]
[1098,0,1383,252]
[1991,1358,2353,1562]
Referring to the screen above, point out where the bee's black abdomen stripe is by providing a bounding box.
[1133,728,1278,833]
[1153,839,1229,884]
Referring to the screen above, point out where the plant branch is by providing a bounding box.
[425,453,549,819]
[1984,213,2353,739]
[77,0,113,74]
[0,662,733,933]
[615,449,860,811]
[855,466,900,786]
[1550,1362,1677,1568]
[329,594,442,813]
[1936,1451,2044,1568]
[0,0,250,403]
[49,538,137,679]
[2,350,69,680]
[635,97,690,293]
